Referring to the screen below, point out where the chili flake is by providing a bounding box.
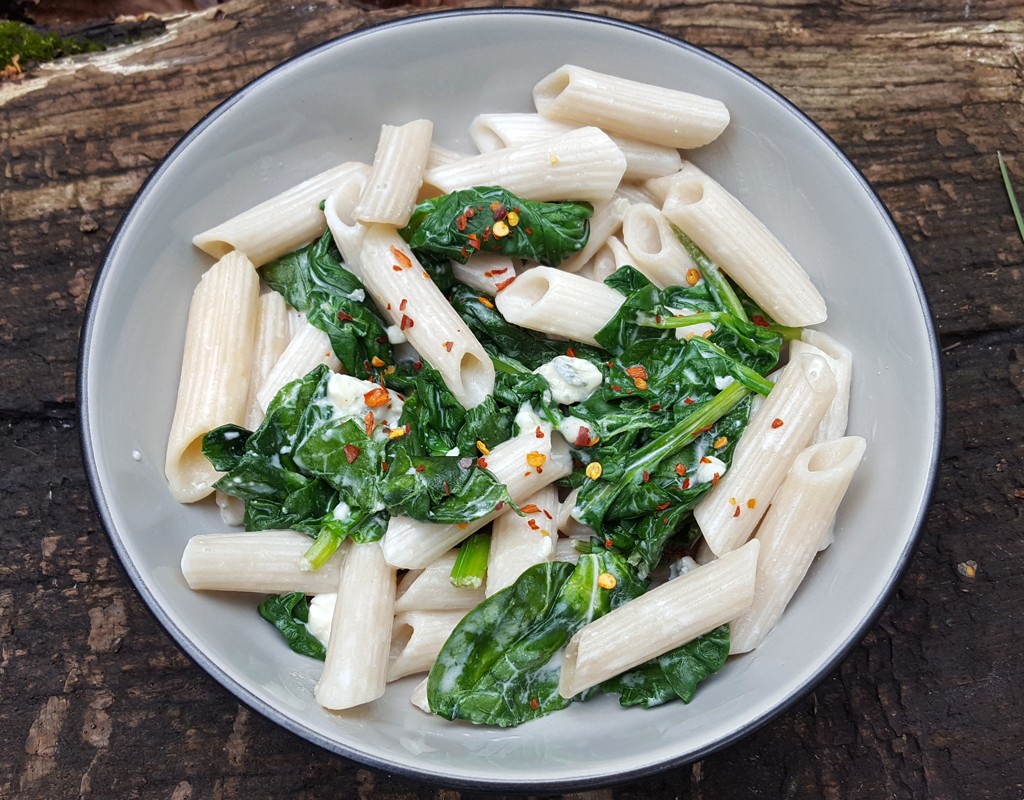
[682,478,691,489]
[477,457,488,469]
[443,480,451,496]
[364,411,374,437]
[526,451,546,468]
[642,470,650,483]
[650,403,661,412]
[391,265,402,272]
[363,387,390,407]
[733,507,742,518]
[692,424,713,435]
[625,365,648,381]
[443,340,454,352]
[476,440,491,456]
[683,397,695,405]
[520,503,541,514]
[535,425,545,439]
[507,210,520,227]
[527,519,540,531]
[493,219,510,238]
[656,502,671,511]
[566,347,576,358]
[713,436,728,449]
[597,572,617,590]
[686,268,701,286]
[484,268,507,278]
[478,295,495,308]
[772,418,785,428]
[586,462,603,480]
[343,444,360,464]
[634,377,649,390]
[371,355,386,368]
[752,315,770,328]
[674,463,687,476]
[337,310,353,323]
[399,298,408,311]
[400,314,414,331]
[414,465,426,473]
[747,498,758,509]
[388,428,405,440]
[495,276,516,291]
[529,698,539,711]
[390,245,412,268]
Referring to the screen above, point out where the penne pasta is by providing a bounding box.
[244,291,291,430]
[694,354,838,557]
[358,224,495,408]
[533,65,729,149]
[790,329,852,444]
[451,253,517,296]
[193,161,367,267]
[558,540,759,698]
[181,530,340,594]
[729,436,866,654]
[315,539,397,710]
[486,484,559,596]
[589,234,633,283]
[559,197,630,274]
[166,251,259,503]
[255,321,341,413]
[620,202,698,288]
[660,162,827,327]
[353,119,434,227]
[387,610,466,681]
[470,112,683,182]
[323,166,372,278]
[424,127,627,203]
[494,266,624,346]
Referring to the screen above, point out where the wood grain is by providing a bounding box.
[1,0,1022,798]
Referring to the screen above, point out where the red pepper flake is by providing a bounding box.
[683,397,695,405]
[458,457,473,469]
[343,444,360,464]
[381,461,389,472]
[456,213,468,232]
[527,519,540,531]
[712,472,721,485]
[413,359,423,371]
[364,411,374,437]
[495,276,516,291]
[692,424,713,435]
[484,267,508,277]
[663,517,670,526]
[752,315,770,328]
[477,295,495,308]
[674,463,687,476]
[460,245,468,259]
[490,202,508,221]
[468,207,477,217]
[566,347,576,358]
[391,265,402,272]
[386,303,392,311]
[625,365,648,381]
[529,698,539,711]
[650,403,661,412]
[610,384,622,392]
[337,310,353,323]
[733,506,742,518]
[642,470,650,483]
[443,480,451,496]
[477,457,488,469]
[443,340,454,352]
[364,387,391,407]
[604,538,614,549]
[390,245,412,269]
[414,465,426,473]
[543,509,553,520]
[682,478,691,489]
[772,417,785,429]
[535,425,545,439]
[656,502,671,511]
[524,227,533,235]
[398,298,408,311]
[400,314,414,331]
[574,426,593,447]
[467,233,481,251]
[520,504,542,514]
[655,314,662,324]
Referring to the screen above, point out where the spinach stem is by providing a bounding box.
[303,528,344,571]
[672,227,749,322]
[450,531,491,588]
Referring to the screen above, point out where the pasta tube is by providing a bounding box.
[729,436,866,654]
[533,65,729,149]
[558,540,759,698]
[353,119,434,227]
[165,252,259,503]
[485,484,559,597]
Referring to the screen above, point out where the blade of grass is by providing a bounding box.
[998,151,1024,244]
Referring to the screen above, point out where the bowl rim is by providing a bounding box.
[78,6,944,791]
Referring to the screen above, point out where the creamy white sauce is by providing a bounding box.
[386,324,407,345]
[714,375,735,391]
[668,555,699,580]
[694,454,728,485]
[557,415,591,446]
[326,372,404,430]
[306,593,337,647]
[332,501,351,522]
[514,402,544,435]
[347,288,366,302]
[533,356,603,405]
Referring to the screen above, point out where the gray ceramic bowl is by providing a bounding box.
[80,9,941,790]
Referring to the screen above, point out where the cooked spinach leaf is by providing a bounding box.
[258,592,326,661]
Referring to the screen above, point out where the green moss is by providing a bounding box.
[0,20,104,72]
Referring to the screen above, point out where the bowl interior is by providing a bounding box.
[81,9,939,789]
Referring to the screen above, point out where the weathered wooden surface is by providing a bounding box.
[1,1,1022,797]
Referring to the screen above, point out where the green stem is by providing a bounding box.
[691,338,776,396]
[451,531,491,588]
[672,226,749,322]
[303,527,344,571]
[574,380,750,528]
[998,151,1024,245]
